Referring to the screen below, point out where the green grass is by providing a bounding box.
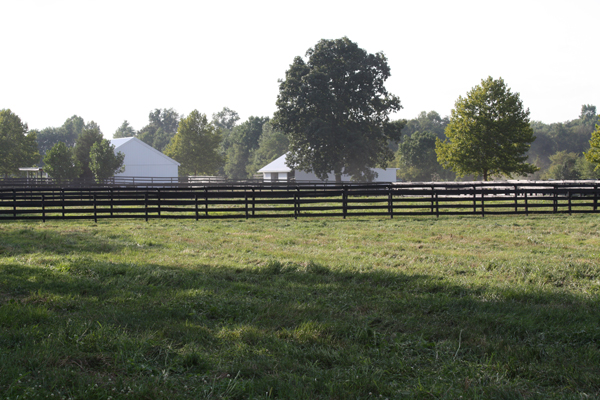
[1,215,599,399]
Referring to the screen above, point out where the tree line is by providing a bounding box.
[2,37,600,182]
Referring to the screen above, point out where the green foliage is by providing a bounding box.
[396,131,452,182]
[138,108,180,151]
[584,116,600,170]
[528,107,598,178]
[274,37,402,182]
[89,139,125,182]
[113,120,136,139]
[436,76,538,181]
[575,156,600,179]
[211,107,240,132]
[0,109,39,177]
[165,110,223,176]
[36,116,85,162]
[73,124,103,179]
[246,121,290,176]
[223,116,269,179]
[42,142,82,181]
[541,151,580,180]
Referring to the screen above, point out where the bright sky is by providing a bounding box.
[2,0,598,139]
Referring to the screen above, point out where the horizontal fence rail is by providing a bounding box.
[1,181,599,221]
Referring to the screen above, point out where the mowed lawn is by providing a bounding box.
[1,214,599,399]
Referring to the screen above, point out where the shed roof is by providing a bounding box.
[257,153,291,173]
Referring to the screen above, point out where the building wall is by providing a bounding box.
[113,139,179,178]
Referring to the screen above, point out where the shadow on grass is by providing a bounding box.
[1,255,600,398]
[0,224,132,256]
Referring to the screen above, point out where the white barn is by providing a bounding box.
[110,137,179,178]
[257,153,398,182]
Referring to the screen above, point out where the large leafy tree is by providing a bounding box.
[0,109,39,177]
[74,123,104,179]
[246,121,290,176]
[113,120,136,139]
[89,139,125,182]
[396,131,449,182]
[165,110,223,176]
[274,37,402,182]
[436,76,537,181]
[36,115,85,162]
[43,142,82,181]
[224,116,269,179]
[584,116,600,170]
[138,108,180,151]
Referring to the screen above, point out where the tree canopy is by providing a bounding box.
[584,116,600,171]
[0,109,39,177]
[113,120,136,139]
[436,76,537,181]
[165,110,223,176]
[89,139,125,182]
[74,124,104,179]
[224,116,269,179]
[138,108,181,151]
[43,142,82,181]
[274,37,402,181]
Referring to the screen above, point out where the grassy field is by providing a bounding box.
[0,214,599,399]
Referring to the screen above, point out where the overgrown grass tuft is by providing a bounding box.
[1,215,599,399]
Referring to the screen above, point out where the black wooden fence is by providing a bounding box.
[1,181,599,221]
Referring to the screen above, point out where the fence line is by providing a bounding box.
[1,181,599,221]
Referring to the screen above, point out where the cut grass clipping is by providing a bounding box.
[1,215,599,399]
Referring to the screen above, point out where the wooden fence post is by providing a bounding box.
[568,190,571,215]
[93,193,97,223]
[472,185,477,214]
[245,192,249,220]
[157,189,161,217]
[343,185,347,219]
[514,185,518,213]
[388,185,393,219]
[481,188,485,217]
[195,193,199,221]
[144,192,148,222]
[595,185,598,212]
[525,191,529,216]
[13,189,16,219]
[42,193,45,223]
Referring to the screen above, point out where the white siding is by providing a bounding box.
[110,138,179,178]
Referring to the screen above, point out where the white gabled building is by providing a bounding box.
[257,153,398,182]
[110,137,180,178]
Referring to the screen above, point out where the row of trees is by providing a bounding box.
[4,37,600,183]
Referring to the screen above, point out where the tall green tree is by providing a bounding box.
[436,76,537,181]
[246,121,290,176]
[36,115,85,162]
[138,108,180,151]
[0,109,39,177]
[89,139,125,182]
[74,124,103,179]
[542,151,580,180]
[274,37,402,182]
[396,131,450,182]
[43,142,82,181]
[224,116,269,179]
[165,110,223,176]
[113,120,136,139]
[584,116,600,170]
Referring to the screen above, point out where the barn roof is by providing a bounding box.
[109,137,180,166]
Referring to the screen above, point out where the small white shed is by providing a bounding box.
[257,153,398,182]
[110,137,180,178]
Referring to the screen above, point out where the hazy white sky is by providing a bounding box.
[2,0,598,138]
